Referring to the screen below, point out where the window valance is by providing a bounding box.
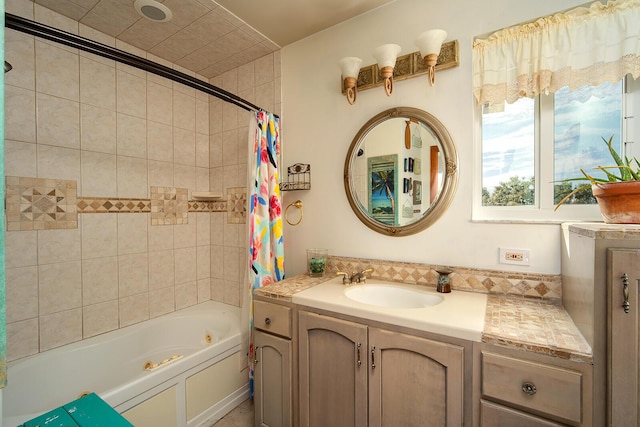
[472,0,640,105]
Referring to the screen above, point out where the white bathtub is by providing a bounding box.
[3,301,250,427]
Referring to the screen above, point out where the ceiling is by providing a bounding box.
[32,0,394,79]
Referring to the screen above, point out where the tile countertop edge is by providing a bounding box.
[254,274,593,364]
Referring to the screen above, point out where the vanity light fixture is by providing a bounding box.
[339,57,363,105]
[415,29,448,86]
[372,43,401,96]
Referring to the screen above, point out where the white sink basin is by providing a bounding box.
[345,284,443,308]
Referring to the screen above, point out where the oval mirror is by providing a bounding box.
[344,107,458,236]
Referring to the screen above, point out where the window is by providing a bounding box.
[474,77,637,222]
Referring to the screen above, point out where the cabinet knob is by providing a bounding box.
[264,317,271,325]
[522,382,537,395]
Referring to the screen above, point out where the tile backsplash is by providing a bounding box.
[4,2,281,361]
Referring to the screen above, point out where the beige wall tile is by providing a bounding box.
[82,214,118,259]
[118,253,149,297]
[117,113,147,158]
[209,278,223,302]
[199,278,212,302]
[82,256,119,305]
[210,244,224,279]
[149,287,175,318]
[147,81,173,125]
[223,246,242,282]
[6,266,39,323]
[5,230,38,268]
[36,93,80,149]
[255,54,274,87]
[80,56,116,109]
[35,41,79,101]
[6,318,39,361]
[81,150,117,197]
[209,133,222,168]
[5,140,37,177]
[38,228,82,265]
[6,0,34,18]
[148,159,174,188]
[174,127,195,166]
[38,260,82,315]
[175,281,198,309]
[196,98,209,135]
[117,213,148,255]
[116,70,146,118]
[80,104,117,154]
[195,133,209,168]
[119,293,149,327]
[5,85,37,143]
[149,222,174,251]
[117,155,148,198]
[196,212,211,246]
[37,145,81,184]
[34,4,79,35]
[175,247,197,284]
[5,29,36,91]
[197,245,211,280]
[223,221,241,248]
[83,300,119,338]
[222,129,239,165]
[174,221,196,249]
[196,167,209,192]
[174,164,195,194]
[40,308,83,351]
[148,121,174,162]
[149,249,175,289]
[223,279,240,306]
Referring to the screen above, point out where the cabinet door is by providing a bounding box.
[254,330,292,427]
[298,311,368,427]
[368,327,464,427]
[480,400,565,427]
[607,248,640,427]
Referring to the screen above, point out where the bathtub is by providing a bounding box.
[3,301,250,427]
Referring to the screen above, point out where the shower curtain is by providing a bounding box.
[247,110,285,396]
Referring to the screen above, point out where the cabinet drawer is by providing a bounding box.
[481,400,565,426]
[254,300,292,338]
[481,351,582,424]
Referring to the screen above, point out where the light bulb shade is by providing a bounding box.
[339,57,363,78]
[415,29,447,57]
[372,44,401,68]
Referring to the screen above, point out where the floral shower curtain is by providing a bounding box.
[247,110,285,396]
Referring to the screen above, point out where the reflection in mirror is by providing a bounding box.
[344,107,458,236]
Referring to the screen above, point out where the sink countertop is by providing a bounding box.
[254,274,593,363]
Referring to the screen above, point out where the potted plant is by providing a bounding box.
[555,135,640,224]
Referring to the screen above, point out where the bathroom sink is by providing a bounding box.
[344,284,443,308]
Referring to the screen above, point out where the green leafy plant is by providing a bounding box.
[554,135,640,210]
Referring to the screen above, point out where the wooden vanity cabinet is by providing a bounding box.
[607,248,640,426]
[298,310,466,427]
[253,299,294,427]
[474,343,593,426]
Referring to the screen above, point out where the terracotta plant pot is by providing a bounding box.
[592,181,640,224]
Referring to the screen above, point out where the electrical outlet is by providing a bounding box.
[499,248,531,266]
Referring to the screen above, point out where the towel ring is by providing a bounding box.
[285,200,303,226]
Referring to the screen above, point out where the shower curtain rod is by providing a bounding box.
[5,13,278,118]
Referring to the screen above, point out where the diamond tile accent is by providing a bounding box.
[77,197,151,213]
[151,186,189,225]
[6,176,78,231]
[227,187,247,224]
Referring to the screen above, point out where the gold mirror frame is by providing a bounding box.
[343,107,458,236]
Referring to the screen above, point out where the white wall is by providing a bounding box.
[280,0,587,276]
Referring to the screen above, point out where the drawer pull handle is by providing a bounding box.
[622,273,630,314]
[356,342,362,367]
[264,317,271,325]
[522,382,537,395]
[371,346,376,369]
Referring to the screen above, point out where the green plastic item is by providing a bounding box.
[20,393,133,427]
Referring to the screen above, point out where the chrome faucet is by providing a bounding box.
[336,269,373,284]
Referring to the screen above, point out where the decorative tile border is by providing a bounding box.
[326,256,562,301]
[189,200,227,212]
[78,197,151,213]
[227,187,247,224]
[151,186,189,225]
[5,176,78,231]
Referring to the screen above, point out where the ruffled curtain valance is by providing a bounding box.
[473,0,640,105]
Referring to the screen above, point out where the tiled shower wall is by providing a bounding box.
[4,2,281,361]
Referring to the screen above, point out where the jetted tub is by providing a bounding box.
[3,301,249,427]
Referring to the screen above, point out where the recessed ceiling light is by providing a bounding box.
[134,0,173,23]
